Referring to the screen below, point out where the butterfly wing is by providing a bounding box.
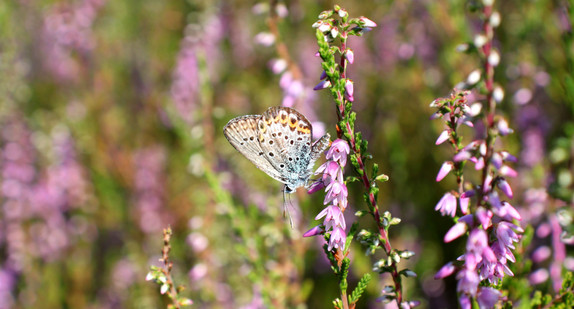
[223,115,285,183]
[258,107,314,189]
[310,132,331,164]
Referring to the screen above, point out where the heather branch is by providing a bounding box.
[146,227,192,308]
[314,8,405,305]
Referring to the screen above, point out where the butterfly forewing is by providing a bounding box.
[258,107,314,188]
[223,115,285,182]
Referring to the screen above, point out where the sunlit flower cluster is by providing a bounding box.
[432,89,523,307]
[305,139,350,251]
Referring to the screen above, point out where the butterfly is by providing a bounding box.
[223,106,330,194]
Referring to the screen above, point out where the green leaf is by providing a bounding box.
[349,273,372,304]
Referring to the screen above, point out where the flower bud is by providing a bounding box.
[488,50,500,67]
[490,11,501,27]
[467,70,481,85]
[313,79,331,90]
[345,48,355,64]
[359,16,377,27]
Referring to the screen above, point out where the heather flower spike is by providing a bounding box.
[431,1,522,306]
[308,6,413,308]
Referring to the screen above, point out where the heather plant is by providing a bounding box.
[303,6,417,308]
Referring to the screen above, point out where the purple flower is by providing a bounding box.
[528,269,549,285]
[454,151,472,162]
[496,222,521,249]
[444,222,467,243]
[303,225,324,237]
[459,294,471,309]
[326,139,350,166]
[307,180,326,194]
[316,205,346,230]
[456,268,479,296]
[496,179,513,198]
[435,130,449,145]
[328,226,346,251]
[531,246,551,263]
[476,207,493,229]
[359,16,377,27]
[435,192,457,217]
[315,160,343,184]
[306,139,349,252]
[436,161,453,182]
[344,79,354,102]
[459,197,470,214]
[345,48,354,64]
[499,165,518,177]
[477,287,501,308]
[435,262,456,279]
[324,180,348,210]
[313,79,331,90]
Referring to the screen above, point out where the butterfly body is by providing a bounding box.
[223,106,330,193]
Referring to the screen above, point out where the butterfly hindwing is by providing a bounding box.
[223,115,285,183]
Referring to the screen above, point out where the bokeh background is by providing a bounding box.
[1,0,572,308]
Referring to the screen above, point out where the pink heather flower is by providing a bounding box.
[345,49,354,64]
[474,157,485,170]
[528,269,549,285]
[500,151,517,162]
[459,197,470,214]
[435,192,457,217]
[436,161,453,182]
[497,179,513,198]
[435,262,456,279]
[456,268,479,296]
[483,174,493,193]
[315,160,343,183]
[313,79,331,90]
[326,139,350,166]
[316,205,346,230]
[171,42,199,124]
[328,226,346,251]
[269,58,287,74]
[459,294,471,309]
[491,240,516,263]
[303,225,324,237]
[531,246,551,263]
[445,222,467,243]
[476,207,493,229]
[344,79,354,102]
[467,229,489,253]
[477,287,501,308]
[359,16,377,27]
[324,181,348,210]
[491,152,503,169]
[453,151,472,162]
[461,190,475,198]
[497,118,513,136]
[496,222,520,249]
[435,130,449,145]
[498,202,521,221]
[499,165,518,178]
[307,180,326,194]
